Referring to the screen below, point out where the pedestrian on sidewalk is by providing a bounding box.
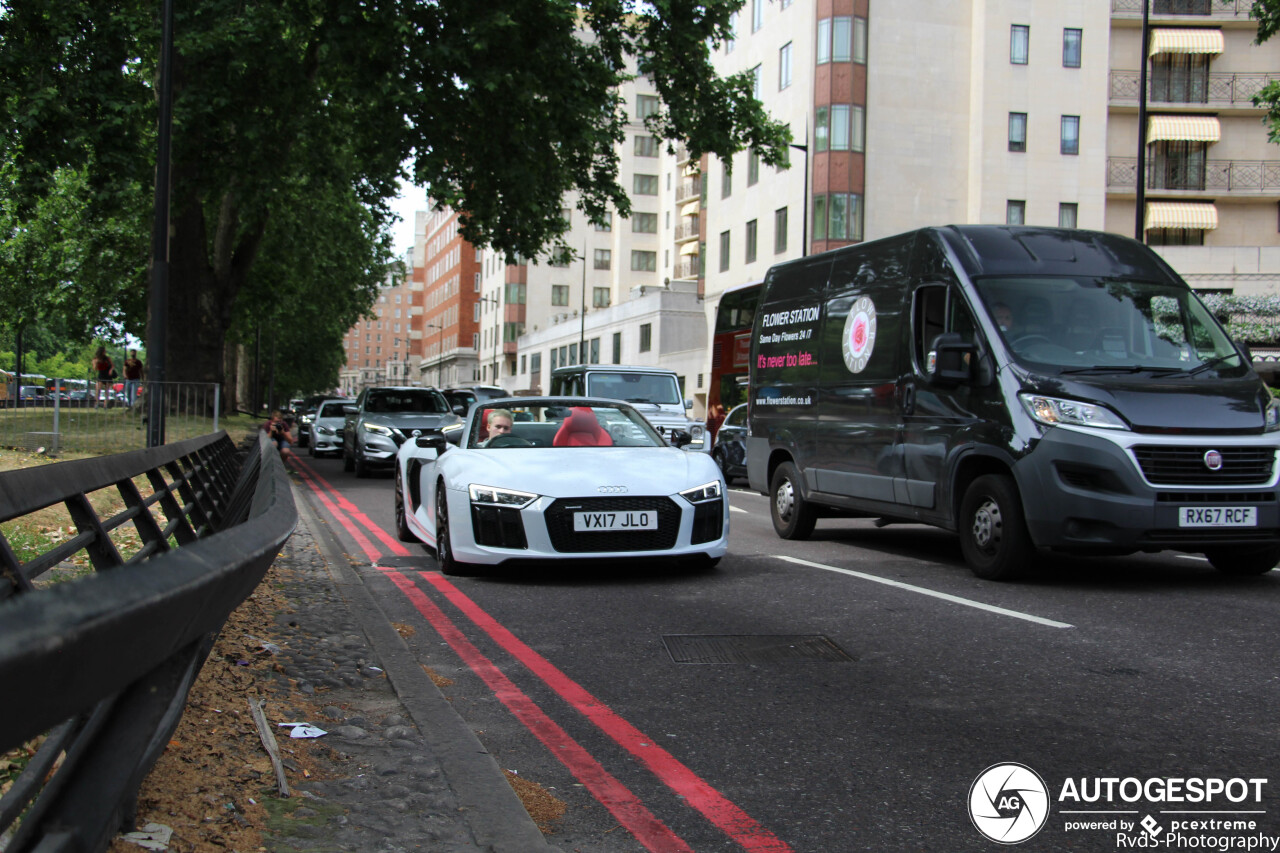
[123,349,145,407]
[91,346,115,408]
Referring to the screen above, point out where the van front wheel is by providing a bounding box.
[770,462,816,540]
[1205,545,1280,575]
[959,474,1032,581]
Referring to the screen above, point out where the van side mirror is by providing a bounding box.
[1235,340,1254,366]
[928,333,975,385]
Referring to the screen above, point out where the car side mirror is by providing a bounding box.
[684,399,694,410]
[928,333,975,386]
[416,434,449,453]
[668,429,693,449]
[452,404,467,415]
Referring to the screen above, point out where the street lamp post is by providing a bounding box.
[1135,0,1152,241]
[424,322,443,388]
[789,140,809,258]
[477,294,501,385]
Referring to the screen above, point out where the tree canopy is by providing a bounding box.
[0,0,789,398]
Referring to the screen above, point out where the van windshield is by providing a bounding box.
[586,372,682,404]
[974,277,1248,377]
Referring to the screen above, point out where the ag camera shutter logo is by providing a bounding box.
[969,763,1050,844]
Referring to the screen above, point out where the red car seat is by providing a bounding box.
[552,407,613,447]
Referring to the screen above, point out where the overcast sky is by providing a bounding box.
[390,181,428,258]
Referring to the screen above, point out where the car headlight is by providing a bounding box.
[680,480,722,503]
[1266,397,1280,432]
[315,425,334,436]
[301,415,314,424]
[689,424,705,440]
[468,484,538,508]
[364,423,394,437]
[1019,393,1128,430]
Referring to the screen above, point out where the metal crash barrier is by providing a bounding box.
[0,431,297,853]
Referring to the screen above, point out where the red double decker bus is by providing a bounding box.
[707,279,763,415]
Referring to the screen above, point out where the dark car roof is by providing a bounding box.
[936,225,1177,282]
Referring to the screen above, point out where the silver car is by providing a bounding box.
[308,398,354,458]
[343,386,461,478]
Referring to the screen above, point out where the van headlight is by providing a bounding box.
[1019,393,1128,430]
[680,480,722,503]
[1266,398,1280,432]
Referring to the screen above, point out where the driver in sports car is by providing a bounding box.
[479,408,514,446]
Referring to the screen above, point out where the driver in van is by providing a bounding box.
[992,301,1016,334]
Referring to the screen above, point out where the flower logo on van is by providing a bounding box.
[842,296,878,374]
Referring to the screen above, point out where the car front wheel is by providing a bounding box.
[343,445,354,472]
[958,474,1032,581]
[354,448,370,478]
[713,449,735,486]
[770,461,816,540]
[436,484,478,576]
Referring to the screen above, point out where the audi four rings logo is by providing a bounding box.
[597,485,629,494]
[969,763,1050,844]
[1204,449,1224,470]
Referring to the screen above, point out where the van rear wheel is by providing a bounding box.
[959,474,1032,581]
[1205,545,1280,575]
[770,462,816,540]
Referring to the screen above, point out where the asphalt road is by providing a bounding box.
[293,449,1280,853]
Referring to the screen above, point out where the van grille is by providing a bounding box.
[1131,446,1276,486]
[545,497,680,552]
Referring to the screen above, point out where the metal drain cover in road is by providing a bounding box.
[662,634,853,664]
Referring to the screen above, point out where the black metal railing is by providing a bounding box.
[1112,0,1253,17]
[1108,157,1280,192]
[1110,70,1280,106]
[0,431,297,853]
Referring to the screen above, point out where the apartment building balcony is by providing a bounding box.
[676,144,692,165]
[1108,156,1280,194]
[675,217,700,244]
[673,254,700,281]
[1112,0,1254,20]
[1110,70,1279,109]
[675,176,702,204]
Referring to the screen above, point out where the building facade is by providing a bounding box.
[338,263,419,397]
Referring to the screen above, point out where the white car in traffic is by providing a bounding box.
[393,397,729,574]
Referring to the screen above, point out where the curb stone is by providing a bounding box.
[264,483,561,853]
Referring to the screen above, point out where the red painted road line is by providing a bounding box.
[291,460,388,561]
[291,456,412,559]
[421,571,794,853]
[384,571,695,853]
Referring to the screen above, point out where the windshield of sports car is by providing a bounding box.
[585,372,683,405]
[974,276,1248,377]
[364,389,451,414]
[467,402,667,449]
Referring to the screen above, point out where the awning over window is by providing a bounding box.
[1148,115,1221,142]
[680,240,700,255]
[1145,202,1219,231]
[1149,28,1224,55]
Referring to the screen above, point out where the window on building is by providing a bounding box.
[1061,115,1080,155]
[504,282,527,303]
[1007,200,1026,225]
[813,194,864,242]
[726,11,736,53]
[593,287,611,308]
[1151,54,1210,103]
[779,42,793,89]
[746,219,758,264]
[530,352,541,377]
[831,104,851,150]
[775,207,788,254]
[552,284,570,306]
[719,230,731,272]
[751,0,762,32]
[1151,140,1208,190]
[1059,203,1078,229]
[594,217,612,231]
[1063,28,1082,68]
[854,17,868,63]
[594,249,612,270]
[832,16,852,62]
[632,212,658,233]
[634,135,659,157]
[520,354,526,374]
[636,94,659,120]
[590,337,600,364]
[639,323,652,353]
[631,250,658,272]
[816,18,831,64]
[722,160,732,198]
[612,332,622,364]
[1147,228,1205,247]
[751,64,762,100]
[748,150,760,186]
[1011,25,1029,65]
[633,174,659,195]
[1009,112,1028,152]
[815,105,829,152]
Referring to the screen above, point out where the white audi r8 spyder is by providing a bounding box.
[393,397,729,574]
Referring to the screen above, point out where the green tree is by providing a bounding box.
[0,0,789,401]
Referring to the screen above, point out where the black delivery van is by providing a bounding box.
[746,225,1280,580]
